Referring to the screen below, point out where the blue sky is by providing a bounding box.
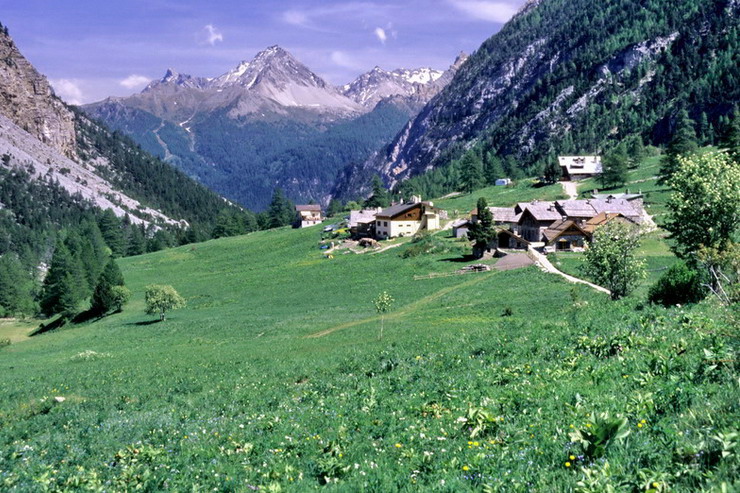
[1,0,526,104]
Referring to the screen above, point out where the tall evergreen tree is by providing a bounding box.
[364,176,390,209]
[127,225,147,256]
[600,144,629,189]
[98,209,125,257]
[543,158,562,184]
[459,152,484,193]
[658,110,698,184]
[267,188,296,228]
[40,240,84,317]
[0,254,34,316]
[91,258,126,315]
[468,198,497,257]
[483,152,506,185]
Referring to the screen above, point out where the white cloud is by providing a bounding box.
[283,10,310,27]
[374,27,387,44]
[330,51,365,70]
[119,74,151,89]
[50,79,84,105]
[202,24,223,46]
[447,0,518,23]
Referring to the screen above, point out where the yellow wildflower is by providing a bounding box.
[565,462,571,468]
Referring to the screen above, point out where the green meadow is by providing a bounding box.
[1,154,737,491]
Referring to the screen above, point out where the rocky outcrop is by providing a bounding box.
[0,25,76,158]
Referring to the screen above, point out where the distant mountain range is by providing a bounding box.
[0,23,247,265]
[334,0,740,199]
[84,47,466,210]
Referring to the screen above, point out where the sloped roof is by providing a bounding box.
[489,207,519,223]
[592,193,643,201]
[349,209,380,227]
[376,202,420,219]
[296,204,321,212]
[582,212,629,233]
[518,201,561,222]
[543,219,590,243]
[556,200,597,217]
[555,199,640,220]
[589,198,641,219]
[559,156,602,174]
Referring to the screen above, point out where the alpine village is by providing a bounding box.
[0,0,739,491]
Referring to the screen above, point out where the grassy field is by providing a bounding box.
[434,180,566,216]
[0,219,737,492]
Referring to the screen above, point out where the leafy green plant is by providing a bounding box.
[569,413,631,459]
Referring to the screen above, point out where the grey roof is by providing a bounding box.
[590,198,641,220]
[296,204,321,212]
[377,202,419,218]
[489,207,519,223]
[555,199,641,221]
[518,201,561,221]
[348,209,380,227]
[556,200,598,217]
[451,218,471,228]
[592,193,643,201]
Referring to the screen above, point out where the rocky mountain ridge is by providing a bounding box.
[0,23,245,231]
[83,46,466,209]
[333,0,740,198]
[0,24,76,158]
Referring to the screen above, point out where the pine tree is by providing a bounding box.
[98,209,125,257]
[658,110,698,184]
[600,144,629,189]
[483,152,505,185]
[459,152,484,193]
[0,255,34,316]
[40,240,85,317]
[468,198,497,257]
[267,188,295,228]
[364,176,390,209]
[127,225,147,255]
[543,158,562,184]
[91,258,126,315]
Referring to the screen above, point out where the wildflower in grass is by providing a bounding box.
[462,465,470,471]
[637,422,643,428]
[395,443,402,448]
[569,455,575,460]
[565,462,571,467]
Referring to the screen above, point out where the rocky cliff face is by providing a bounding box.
[0,25,76,158]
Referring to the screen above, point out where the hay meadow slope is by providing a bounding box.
[0,222,738,491]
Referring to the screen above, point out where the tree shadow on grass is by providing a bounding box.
[439,254,479,263]
[29,316,67,336]
[129,319,163,326]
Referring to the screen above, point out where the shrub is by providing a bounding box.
[0,338,10,348]
[648,261,706,306]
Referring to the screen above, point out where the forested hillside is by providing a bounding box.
[334,0,740,199]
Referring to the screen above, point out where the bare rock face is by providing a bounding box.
[0,26,77,158]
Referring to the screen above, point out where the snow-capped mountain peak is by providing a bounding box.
[342,65,449,108]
